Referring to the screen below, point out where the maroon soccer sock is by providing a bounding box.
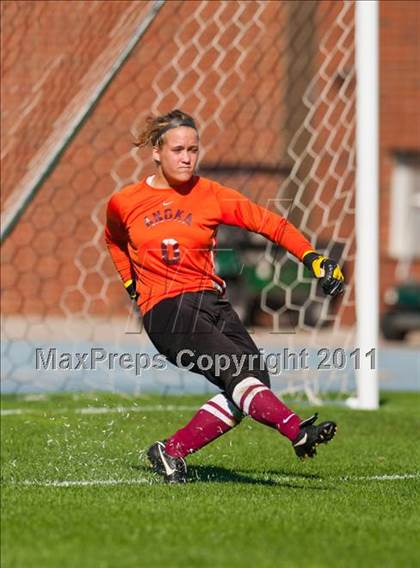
[232,377,301,441]
[164,393,243,459]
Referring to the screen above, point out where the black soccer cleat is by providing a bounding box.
[147,441,187,483]
[292,413,337,459]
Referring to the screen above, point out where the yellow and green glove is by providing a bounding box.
[302,251,344,297]
[124,278,138,301]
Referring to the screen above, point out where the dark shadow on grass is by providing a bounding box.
[131,462,332,489]
[131,463,278,486]
[188,465,280,486]
[189,465,333,490]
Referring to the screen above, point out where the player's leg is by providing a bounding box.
[212,296,302,439]
[164,392,243,458]
[143,293,244,482]
[214,295,337,457]
[144,292,336,482]
[146,291,331,449]
[147,391,243,482]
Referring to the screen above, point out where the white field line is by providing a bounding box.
[18,478,151,487]
[341,473,420,482]
[1,405,199,417]
[7,472,420,488]
[269,473,420,484]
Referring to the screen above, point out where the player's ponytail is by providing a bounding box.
[134,109,198,148]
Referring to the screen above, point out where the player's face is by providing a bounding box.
[153,126,199,185]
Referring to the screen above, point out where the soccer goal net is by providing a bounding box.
[1,0,376,405]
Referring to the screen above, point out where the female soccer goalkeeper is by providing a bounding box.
[105,109,344,483]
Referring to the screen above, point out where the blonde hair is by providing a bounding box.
[134,109,198,148]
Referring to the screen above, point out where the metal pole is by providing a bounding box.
[355,0,379,409]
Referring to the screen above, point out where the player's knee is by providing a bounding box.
[225,368,270,400]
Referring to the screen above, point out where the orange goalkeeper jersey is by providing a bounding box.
[105,176,313,314]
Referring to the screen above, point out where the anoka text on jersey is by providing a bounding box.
[144,208,193,228]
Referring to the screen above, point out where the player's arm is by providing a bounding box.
[104,195,138,300]
[214,184,344,297]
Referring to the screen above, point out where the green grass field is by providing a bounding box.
[1,391,419,568]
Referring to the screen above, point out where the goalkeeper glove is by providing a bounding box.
[124,278,138,301]
[302,251,344,297]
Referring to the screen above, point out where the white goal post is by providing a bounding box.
[354,0,379,409]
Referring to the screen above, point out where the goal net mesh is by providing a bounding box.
[1,0,356,401]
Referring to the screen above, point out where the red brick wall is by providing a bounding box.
[1,0,147,207]
[379,0,420,304]
[1,0,419,322]
[1,1,289,317]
